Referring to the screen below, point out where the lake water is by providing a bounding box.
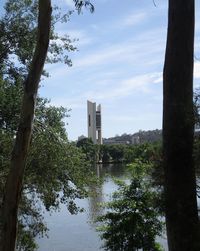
[37,163,168,251]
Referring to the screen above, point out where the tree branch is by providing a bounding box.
[0,1,52,251]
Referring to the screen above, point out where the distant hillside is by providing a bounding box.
[103,129,162,144]
[132,129,162,143]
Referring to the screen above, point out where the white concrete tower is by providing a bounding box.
[87,100,102,144]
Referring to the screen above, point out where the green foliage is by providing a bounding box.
[0,0,77,79]
[0,1,96,249]
[100,145,111,163]
[99,142,162,164]
[97,160,163,251]
[76,139,163,165]
[107,145,125,162]
[76,137,100,162]
[99,144,126,163]
[0,77,23,132]
[0,78,95,250]
[73,0,94,13]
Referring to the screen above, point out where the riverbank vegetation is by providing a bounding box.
[0,77,97,250]
[97,160,164,251]
[0,0,200,250]
[95,128,200,250]
[77,137,162,164]
[0,1,95,250]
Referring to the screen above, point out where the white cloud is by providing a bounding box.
[54,27,93,47]
[121,12,147,27]
[153,75,163,84]
[64,0,74,8]
[107,113,160,123]
[67,29,93,46]
[101,2,167,32]
[74,44,126,68]
[72,28,165,69]
[46,71,162,110]
[47,21,166,82]
[81,72,162,102]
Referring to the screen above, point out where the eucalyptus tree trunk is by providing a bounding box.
[0,1,52,251]
[163,0,199,250]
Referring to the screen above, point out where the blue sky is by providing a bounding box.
[1,1,200,140]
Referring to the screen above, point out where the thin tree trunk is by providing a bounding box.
[163,0,199,250]
[0,1,52,251]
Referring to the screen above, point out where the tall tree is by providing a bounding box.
[0,1,52,250]
[0,76,94,250]
[163,0,199,250]
[0,1,94,250]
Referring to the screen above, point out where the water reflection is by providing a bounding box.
[87,182,104,228]
[96,163,129,178]
[37,163,128,251]
[87,163,128,227]
[37,164,169,251]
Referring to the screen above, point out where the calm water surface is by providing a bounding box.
[37,163,168,251]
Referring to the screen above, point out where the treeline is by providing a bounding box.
[77,135,200,177]
[76,137,161,164]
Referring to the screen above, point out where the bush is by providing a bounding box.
[97,160,164,251]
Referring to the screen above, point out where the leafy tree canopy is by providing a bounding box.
[0,76,95,250]
[97,160,164,251]
[0,0,95,249]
